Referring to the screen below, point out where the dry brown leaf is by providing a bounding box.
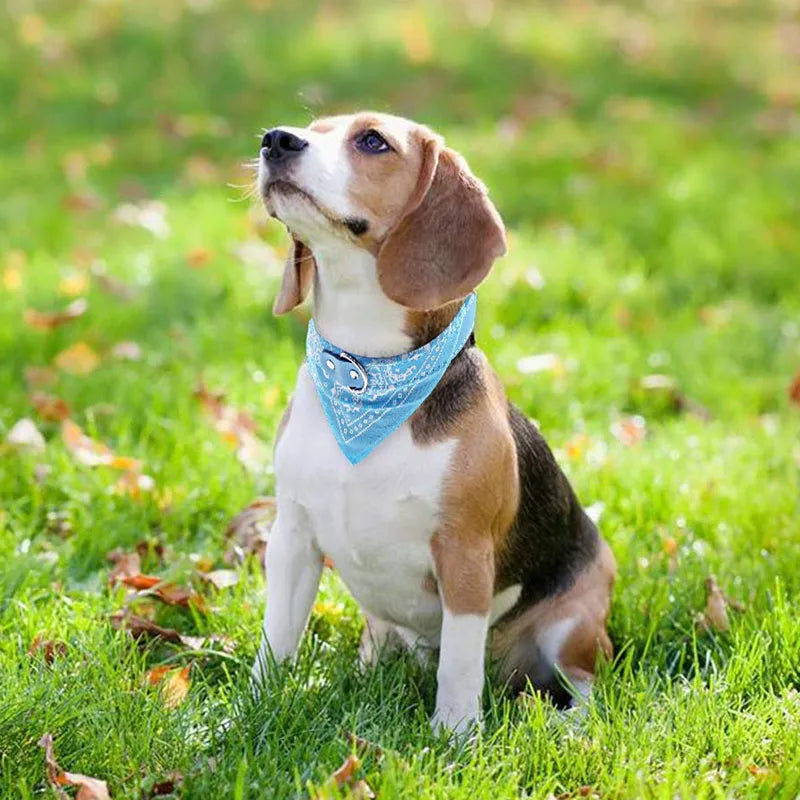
[225,497,275,564]
[115,470,155,499]
[25,298,88,330]
[24,365,59,388]
[120,573,206,612]
[54,341,101,375]
[331,754,361,786]
[790,369,800,406]
[611,415,646,447]
[62,419,141,471]
[5,418,46,453]
[31,391,71,422]
[200,569,239,591]
[39,733,110,800]
[148,771,184,797]
[696,575,730,633]
[186,247,213,268]
[107,550,142,584]
[110,612,182,644]
[195,383,268,473]
[161,665,191,709]
[28,635,67,664]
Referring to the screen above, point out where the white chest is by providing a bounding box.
[275,366,456,641]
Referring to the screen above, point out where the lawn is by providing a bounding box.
[1,0,800,797]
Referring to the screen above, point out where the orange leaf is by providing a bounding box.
[121,574,161,590]
[27,635,67,664]
[25,298,88,330]
[161,665,191,709]
[54,341,100,375]
[61,419,112,465]
[331,754,361,786]
[107,550,142,584]
[611,415,647,447]
[186,247,213,268]
[145,664,173,686]
[790,369,800,406]
[696,575,730,633]
[39,733,110,800]
[31,391,71,422]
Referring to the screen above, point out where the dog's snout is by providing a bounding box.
[261,128,308,162]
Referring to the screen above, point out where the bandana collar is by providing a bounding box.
[306,293,477,465]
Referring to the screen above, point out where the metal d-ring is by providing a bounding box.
[338,351,368,395]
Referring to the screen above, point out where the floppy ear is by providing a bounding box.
[273,235,316,315]
[376,137,506,310]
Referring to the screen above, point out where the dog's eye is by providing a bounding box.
[355,129,391,154]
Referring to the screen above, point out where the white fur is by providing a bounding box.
[433,610,489,734]
[537,616,578,666]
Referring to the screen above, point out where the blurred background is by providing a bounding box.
[1,1,800,796]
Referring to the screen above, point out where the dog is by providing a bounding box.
[251,112,615,734]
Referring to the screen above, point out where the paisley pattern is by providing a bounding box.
[306,293,477,464]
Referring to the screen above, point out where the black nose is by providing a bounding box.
[261,128,308,162]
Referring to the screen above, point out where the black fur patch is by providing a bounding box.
[344,217,369,236]
[496,405,598,614]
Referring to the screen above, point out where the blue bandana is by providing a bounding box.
[306,293,477,465]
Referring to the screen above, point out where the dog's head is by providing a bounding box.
[257,112,506,314]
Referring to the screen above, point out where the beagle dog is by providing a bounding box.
[251,112,615,733]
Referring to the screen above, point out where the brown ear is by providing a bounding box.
[376,138,506,310]
[273,235,316,315]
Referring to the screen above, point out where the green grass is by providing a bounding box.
[2,0,800,797]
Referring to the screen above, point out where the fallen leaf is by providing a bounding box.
[331,754,361,785]
[121,574,161,590]
[790,369,800,406]
[58,271,90,297]
[31,391,71,422]
[199,569,239,591]
[110,612,182,644]
[5,418,46,453]
[161,665,191,709]
[147,771,184,797]
[25,299,88,331]
[611,415,646,446]
[62,419,141,470]
[115,470,155,499]
[24,365,59,388]
[195,383,267,473]
[186,247,213,268]
[144,664,173,685]
[121,573,206,611]
[54,341,100,374]
[107,550,142,584]
[39,733,110,800]
[27,635,67,664]
[225,497,275,564]
[696,575,730,633]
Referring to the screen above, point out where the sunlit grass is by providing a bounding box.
[1,1,800,798]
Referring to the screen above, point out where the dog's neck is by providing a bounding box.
[310,241,461,358]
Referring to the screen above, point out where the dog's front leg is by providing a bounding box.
[252,499,323,687]
[430,535,494,735]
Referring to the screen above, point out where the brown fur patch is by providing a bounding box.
[423,353,520,615]
[490,539,615,691]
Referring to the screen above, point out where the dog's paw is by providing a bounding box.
[430,704,481,738]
